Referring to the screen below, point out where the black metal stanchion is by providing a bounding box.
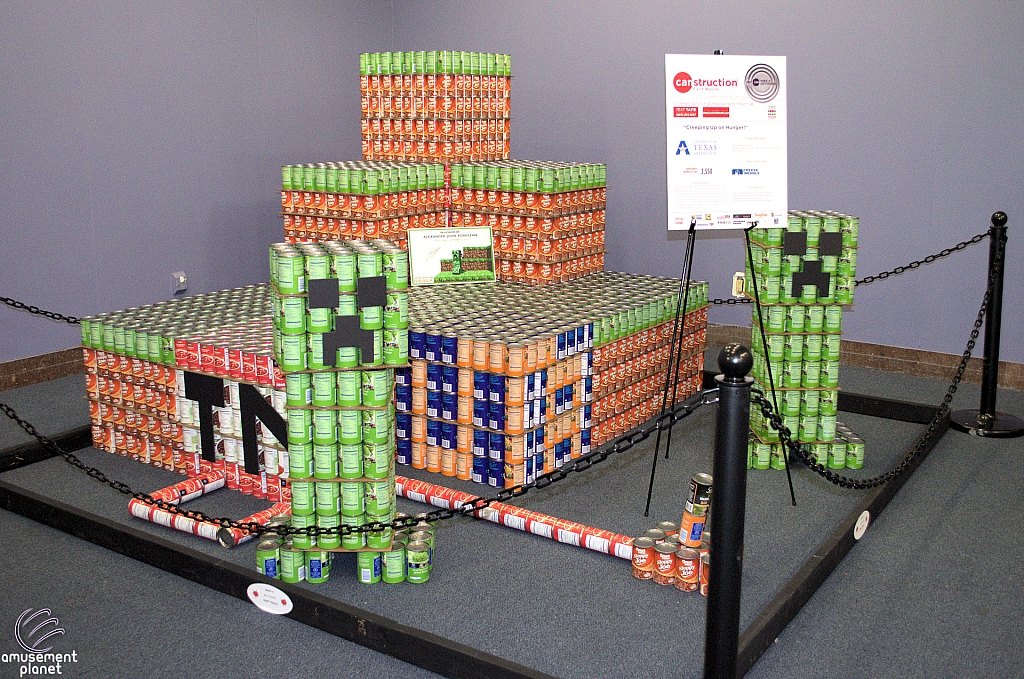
[703,344,753,679]
[950,212,1024,438]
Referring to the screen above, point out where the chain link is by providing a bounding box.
[751,231,1002,490]
[1,296,81,325]
[854,230,990,287]
[1,390,716,541]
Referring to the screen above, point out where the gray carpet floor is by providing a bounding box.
[1,357,1022,679]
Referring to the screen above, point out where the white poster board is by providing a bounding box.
[407,227,496,285]
[665,54,787,230]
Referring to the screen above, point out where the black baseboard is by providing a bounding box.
[0,425,90,473]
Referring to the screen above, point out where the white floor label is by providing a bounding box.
[853,511,870,540]
[247,583,293,615]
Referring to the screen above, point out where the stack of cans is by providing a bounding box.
[449,161,608,284]
[745,210,865,469]
[629,515,711,595]
[359,51,512,163]
[280,161,447,247]
[393,273,709,486]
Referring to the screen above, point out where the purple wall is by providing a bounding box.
[0,1,385,361]
[3,1,1022,364]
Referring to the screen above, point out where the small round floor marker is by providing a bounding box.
[853,511,870,540]
[248,583,293,615]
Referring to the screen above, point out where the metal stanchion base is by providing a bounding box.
[949,409,1024,438]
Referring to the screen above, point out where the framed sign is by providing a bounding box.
[408,227,496,285]
[665,54,787,230]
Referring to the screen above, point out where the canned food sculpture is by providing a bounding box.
[745,211,866,470]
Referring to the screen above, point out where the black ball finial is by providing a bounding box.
[718,343,753,381]
[992,212,1007,228]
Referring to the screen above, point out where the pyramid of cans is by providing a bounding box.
[744,210,866,470]
[269,238,437,585]
[360,50,511,163]
[448,161,607,284]
[280,161,447,247]
[392,272,709,487]
[79,285,293,498]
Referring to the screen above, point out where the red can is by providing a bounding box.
[699,552,711,596]
[653,543,677,585]
[241,350,257,383]
[674,548,700,592]
[227,349,242,379]
[631,537,655,580]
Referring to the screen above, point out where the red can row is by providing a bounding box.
[494,254,605,285]
[362,138,510,163]
[450,188,607,215]
[363,116,511,138]
[360,73,511,96]
[280,189,445,218]
[361,96,511,119]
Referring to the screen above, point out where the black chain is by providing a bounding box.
[711,298,753,306]
[1,296,80,325]
[854,230,990,287]
[750,231,1002,490]
[1,390,717,541]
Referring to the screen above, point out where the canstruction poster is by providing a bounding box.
[408,226,496,285]
[664,54,787,231]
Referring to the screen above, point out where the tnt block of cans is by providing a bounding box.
[360,51,512,163]
[392,273,709,487]
[449,161,607,284]
[744,210,866,469]
[280,161,447,247]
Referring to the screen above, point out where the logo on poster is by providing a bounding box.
[672,72,693,93]
[744,64,780,102]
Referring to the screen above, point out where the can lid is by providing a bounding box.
[676,547,699,559]
[656,521,678,533]
[654,542,677,554]
[406,541,429,552]
[642,528,665,541]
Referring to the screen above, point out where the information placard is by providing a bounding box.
[408,227,496,285]
[665,54,787,230]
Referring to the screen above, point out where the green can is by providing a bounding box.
[357,251,383,279]
[276,252,305,294]
[828,441,847,470]
[307,332,326,370]
[845,437,865,469]
[313,443,339,479]
[802,361,822,388]
[290,480,316,516]
[382,543,407,583]
[819,389,839,416]
[279,335,306,371]
[367,523,394,550]
[364,480,393,515]
[786,305,806,332]
[340,443,364,478]
[752,441,772,470]
[286,373,312,406]
[279,542,305,583]
[334,253,357,292]
[315,481,340,514]
[341,481,365,516]
[800,390,820,416]
[290,513,316,549]
[784,335,804,361]
[811,442,831,466]
[824,306,843,332]
[363,442,392,479]
[337,371,361,406]
[806,305,825,332]
[306,551,331,584]
[382,250,409,290]
[799,415,818,443]
[770,443,788,470]
[405,542,430,583]
[339,411,362,444]
[803,334,823,361]
[362,408,392,444]
[823,334,842,361]
[256,540,281,579]
[312,372,337,407]
[288,442,313,479]
[818,414,837,442]
[782,389,802,417]
[357,551,382,584]
[383,328,409,365]
[342,513,366,549]
[307,306,332,334]
[317,512,341,549]
[360,304,383,331]
[782,361,802,388]
[384,291,409,329]
[287,409,313,444]
[361,370,391,407]
[313,411,338,445]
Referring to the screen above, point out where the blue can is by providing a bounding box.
[540,397,547,420]
[581,428,591,455]
[488,401,505,431]
[557,332,567,360]
[555,388,564,415]
[525,457,535,484]
[567,328,577,356]
[564,383,574,409]
[526,430,536,456]
[540,369,548,393]
[582,404,592,428]
[441,392,458,421]
[440,335,458,365]
[426,390,441,418]
[472,456,488,484]
[395,384,412,412]
[583,377,593,402]
[488,373,505,403]
[473,399,487,427]
[441,422,457,450]
[577,325,587,352]
[525,374,535,400]
[488,459,504,487]
[426,363,442,391]
[473,371,489,400]
[425,332,441,362]
[473,430,488,457]
[395,366,412,386]
[396,412,411,439]
[426,419,441,446]
[441,366,459,394]
[535,450,544,476]
[409,330,426,359]
[488,433,504,460]
[397,438,412,465]
[557,439,568,466]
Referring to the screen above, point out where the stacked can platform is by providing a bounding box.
[280,161,447,247]
[360,51,511,164]
[449,161,607,284]
[744,210,866,470]
[393,273,709,488]
[80,285,292,499]
[270,238,424,585]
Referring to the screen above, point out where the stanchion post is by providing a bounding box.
[951,212,1024,438]
[703,344,753,679]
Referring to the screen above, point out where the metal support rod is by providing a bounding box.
[703,344,753,679]
[950,211,1024,438]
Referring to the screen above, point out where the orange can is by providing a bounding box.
[699,552,711,596]
[653,543,677,585]
[674,548,700,592]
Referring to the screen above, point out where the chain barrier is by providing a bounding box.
[751,230,1001,490]
[1,389,718,541]
[1,296,80,325]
